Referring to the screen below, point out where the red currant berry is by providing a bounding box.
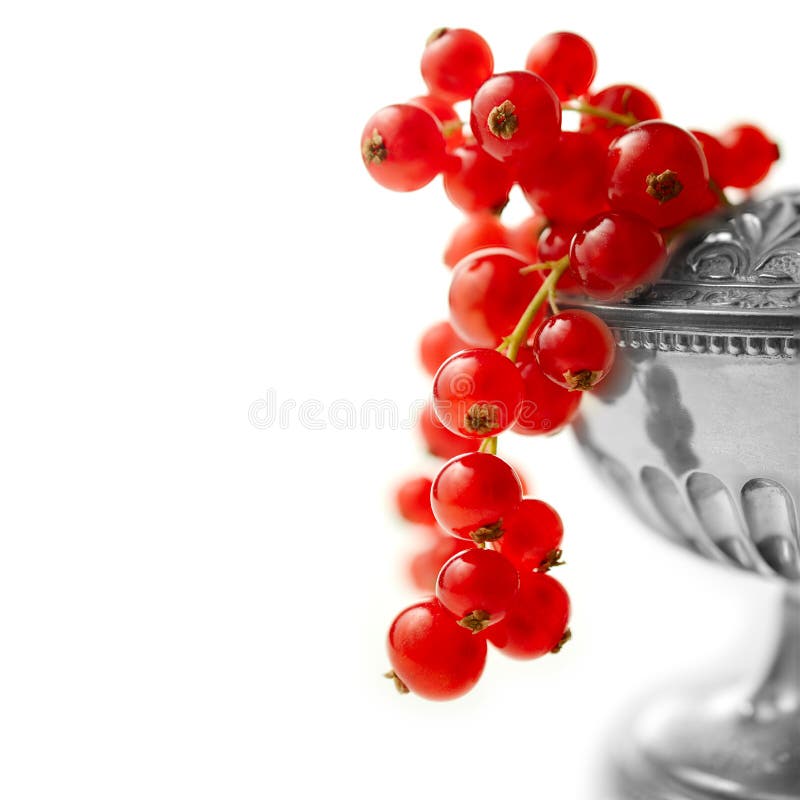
[494,498,564,571]
[524,32,597,101]
[436,548,520,632]
[419,320,470,377]
[407,95,466,152]
[433,348,525,438]
[443,144,514,214]
[487,572,570,659]
[387,598,487,700]
[408,531,475,592]
[507,214,546,263]
[607,121,710,229]
[718,124,780,189]
[580,84,661,147]
[421,28,494,103]
[512,347,581,435]
[395,476,435,525]
[470,71,561,165]
[569,211,667,301]
[449,248,545,347]
[418,400,479,460]
[533,309,616,391]
[361,104,447,192]
[689,130,729,187]
[536,223,581,291]
[519,131,608,223]
[443,213,511,268]
[431,452,523,543]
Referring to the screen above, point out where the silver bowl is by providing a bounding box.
[569,191,800,799]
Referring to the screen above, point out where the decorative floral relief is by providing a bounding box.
[664,191,800,287]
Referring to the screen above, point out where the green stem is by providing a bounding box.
[562,101,637,128]
[479,436,497,455]
[709,179,733,208]
[504,256,569,364]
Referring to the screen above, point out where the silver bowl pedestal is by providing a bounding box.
[570,192,800,799]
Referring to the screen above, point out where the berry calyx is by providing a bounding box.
[607,121,710,228]
[433,348,525,438]
[430,451,523,542]
[387,598,487,700]
[532,309,616,391]
[436,548,520,631]
[360,104,447,191]
[470,71,562,165]
[418,400,479,461]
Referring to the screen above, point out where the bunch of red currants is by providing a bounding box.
[363,28,779,701]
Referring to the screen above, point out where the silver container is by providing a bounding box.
[569,191,800,799]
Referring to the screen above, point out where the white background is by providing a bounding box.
[0,2,794,798]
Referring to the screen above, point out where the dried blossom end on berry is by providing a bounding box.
[384,670,410,694]
[645,169,684,203]
[551,628,572,654]
[362,129,387,165]
[538,548,565,572]
[464,403,500,435]
[563,369,603,391]
[488,100,518,140]
[457,609,492,634]
[470,520,505,544]
[426,27,448,46]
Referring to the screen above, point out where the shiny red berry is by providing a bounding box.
[580,84,661,147]
[689,130,729,187]
[607,121,710,229]
[421,28,494,103]
[512,347,581,435]
[436,548,520,632]
[449,248,545,347]
[718,124,780,189]
[387,598,487,700]
[533,309,616,391]
[569,211,667,301]
[418,400,479,460]
[487,572,570,659]
[524,31,597,101]
[444,143,514,214]
[419,320,470,377]
[536,222,581,290]
[431,452,523,543]
[443,213,511,268]
[361,104,446,191]
[493,498,564,570]
[408,531,476,592]
[519,131,608,223]
[507,214,546,263]
[407,95,466,153]
[395,476,435,525]
[433,348,525,438]
[470,71,561,165]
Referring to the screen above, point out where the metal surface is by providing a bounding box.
[569,191,800,798]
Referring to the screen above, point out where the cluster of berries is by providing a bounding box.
[362,28,779,701]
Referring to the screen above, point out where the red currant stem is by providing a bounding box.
[478,435,498,455]
[708,179,733,208]
[562,101,637,127]
[548,288,560,315]
[504,256,570,363]
[518,262,551,273]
